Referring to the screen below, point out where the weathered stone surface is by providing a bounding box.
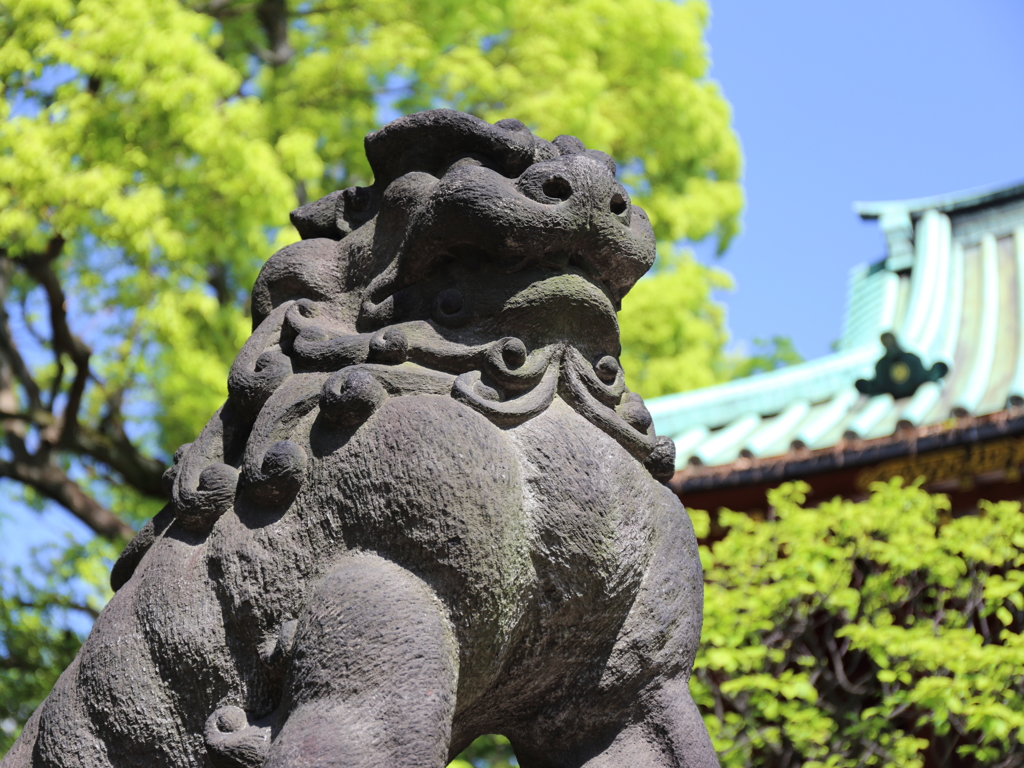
[4,109,718,768]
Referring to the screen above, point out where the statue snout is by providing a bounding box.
[516,155,633,227]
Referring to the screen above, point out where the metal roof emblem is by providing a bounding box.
[856,332,948,399]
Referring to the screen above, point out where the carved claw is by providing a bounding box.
[368,327,409,364]
[617,392,653,433]
[175,463,240,530]
[204,706,272,768]
[644,436,677,484]
[320,368,388,427]
[242,440,308,506]
[260,619,299,685]
[161,442,192,496]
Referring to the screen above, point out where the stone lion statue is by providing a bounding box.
[4,110,717,768]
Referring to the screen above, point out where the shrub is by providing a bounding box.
[691,480,1024,768]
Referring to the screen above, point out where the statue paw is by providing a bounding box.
[204,705,272,768]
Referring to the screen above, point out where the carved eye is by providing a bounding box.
[542,176,572,201]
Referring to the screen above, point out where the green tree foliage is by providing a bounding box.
[0,0,742,757]
[618,254,804,401]
[692,480,1024,767]
[450,734,518,768]
[728,335,803,380]
[0,0,743,517]
[0,534,116,752]
[618,249,734,399]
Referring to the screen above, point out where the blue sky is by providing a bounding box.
[698,0,1024,360]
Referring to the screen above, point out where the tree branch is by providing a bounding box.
[17,597,100,620]
[0,457,134,540]
[195,0,256,19]
[825,633,866,695]
[70,424,167,497]
[17,237,95,446]
[255,0,293,65]
[0,256,45,413]
[0,406,166,497]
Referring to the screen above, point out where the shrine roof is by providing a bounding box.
[649,180,1024,473]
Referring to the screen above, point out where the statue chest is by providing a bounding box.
[306,394,657,599]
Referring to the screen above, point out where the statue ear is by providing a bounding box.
[290,190,346,240]
[251,238,344,329]
[291,186,377,241]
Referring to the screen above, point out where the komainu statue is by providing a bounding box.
[4,110,718,768]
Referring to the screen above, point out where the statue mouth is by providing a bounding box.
[430,245,619,322]
[494,268,619,352]
[500,268,615,315]
[434,243,620,306]
[503,250,619,305]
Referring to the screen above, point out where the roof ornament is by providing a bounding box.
[856,332,948,399]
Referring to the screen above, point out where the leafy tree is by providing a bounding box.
[619,253,805,400]
[0,534,115,748]
[693,480,1024,768]
[618,248,734,399]
[0,0,742,757]
[727,335,803,380]
[450,735,518,768]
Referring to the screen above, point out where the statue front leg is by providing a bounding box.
[574,680,718,768]
[265,554,459,768]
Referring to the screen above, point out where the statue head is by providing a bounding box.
[164,109,672,534]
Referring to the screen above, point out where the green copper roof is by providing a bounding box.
[649,181,1024,469]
